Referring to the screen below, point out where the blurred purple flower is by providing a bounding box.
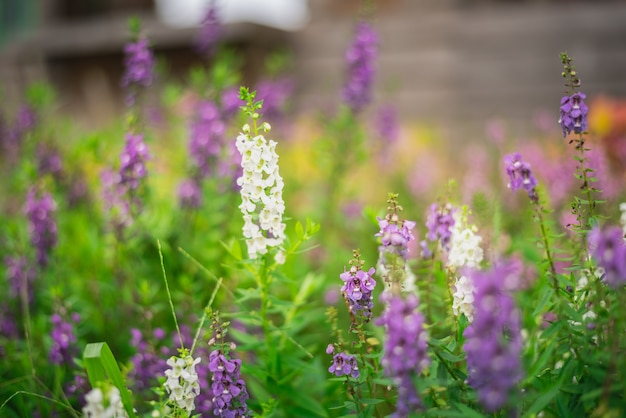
[119,132,149,191]
[342,21,378,112]
[178,178,203,209]
[255,78,294,125]
[196,1,222,56]
[220,87,244,121]
[122,37,154,89]
[189,100,225,178]
[463,264,522,412]
[36,143,63,180]
[558,92,588,137]
[375,104,399,144]
[485,118,506,146]
[376,294,428,415]
[588,225,626,288]
[25,189,58,268]
[128,328,169,395]
[5,255,36,302]
[504,152,538,203]
[421,203,455,256]
[49,311,80,366]
[377,216,416,261]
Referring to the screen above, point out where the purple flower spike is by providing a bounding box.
[196,1,223,55]
[5,256,36,301]
[24,189,58,268]
[376,294,429,415]
[122,37,154,89]
[208,350,250,417]
[504,152,539,203]
[463,265,522,412]
[189,100,226,178]
[377,217,416,260]
[558,92,588,137]
[119,132,150,191]
[340,266,377,319]
[178,178,203,209]
[421,203,455,255]
[342,21,378,113]
[328,352,360,379]
[588,225,626,288]
[49,311,80,366]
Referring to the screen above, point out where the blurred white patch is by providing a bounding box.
[156,0,310,31]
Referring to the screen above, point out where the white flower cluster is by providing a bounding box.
[163,354,201,413]
[235,123,286,262]
[452,275,475,322]
[447,212,484,270]
[619,202,626,240]
[82,385,128,418]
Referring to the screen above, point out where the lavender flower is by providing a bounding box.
[36,143,63,180]
[208,350,250,417]
[122,36,154,89]
[504,152,538,203]
[220,87,245,121]
[49,311,80,366]
[377,216,416,261]
[100,169,132,235]
[255,78,294,125]
[0,302,18,341]
[189,100,226,178]
[463,265,522,412]
[375,104,399,144]
[588,225,626,288]
[119,132,149,191]
[5,255,36,301]
[196,1,223,56]
[328,352,360,379]
[420,203,455,256]
[128,328,168,395]
[558,92,588,137]
[24,189,58,268]
[342,21,378,112]
[178,178,203,209]
[340,263,376,319]
[376,294,429,416]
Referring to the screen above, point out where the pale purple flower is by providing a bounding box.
[255,78,294,125]
[122,37,154,89]
[208,350,250,417]
[24,189,58,268]
[342,21,378,112]
[128,328,169,395]
[100,169,132,235]
[504,152,538,203]
[178,178,202,209]
[588,225,626,288]
[377,217,416,261]
[328,352,360,379]
[189,100,225,178]
[375,104,400,144]
[49,311,80,366]
[5,255,36,301]
[376,294,428,416]
[220,87,245,121]
[36,143,63,180]
[119,132,149,191]
[196,1,222,55]
[340,266,376,319]
[421,203,455,256]
[558,92,588,137]
[463,265,522,412]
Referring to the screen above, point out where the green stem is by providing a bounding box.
[157,240,183,349]
[534,205,559,294]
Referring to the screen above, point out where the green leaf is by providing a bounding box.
[83,342,137,418]
[522,384,560,418]
[295,221,304,240]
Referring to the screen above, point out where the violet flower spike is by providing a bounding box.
[588,225,626,288]
[328,352,360,379]
[25,189,58,268]
[558,92,588,137]
[342,21,378,113]
[504,152,539,203]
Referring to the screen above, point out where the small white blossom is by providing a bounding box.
[163,354,201,414]
[447,211,484,270]
[236,124,286,262]
[452,275,476,322]
[82,385,128,418]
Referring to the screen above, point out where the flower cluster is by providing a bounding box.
[588,225,626,288]
[504,152,538,203]
[421,203,455,257]
[342,21,378,112]
[452,275,475,322]
[119,133,149,191]
[163,353,202,413]
[375,104,400,148]
[128,328,168,394]
[463,265,522,412]
[327,350,360,379]
[177,178,202,209]
[255,78,294,125]
[196,1,222,55]
[189,100,226,178]
[558,92,588,137]
[122,36,154,89]
[83,385,129,418]
[25,189,58,268]
[49,311,80,365]
[447,210,484,270]
[5,255,36,301]
[340,254,377,320]
[208,350,250,417]
[376,216,416,261]
[36,143,63,180]
[235,122,286,261]
[376,294,429,416]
